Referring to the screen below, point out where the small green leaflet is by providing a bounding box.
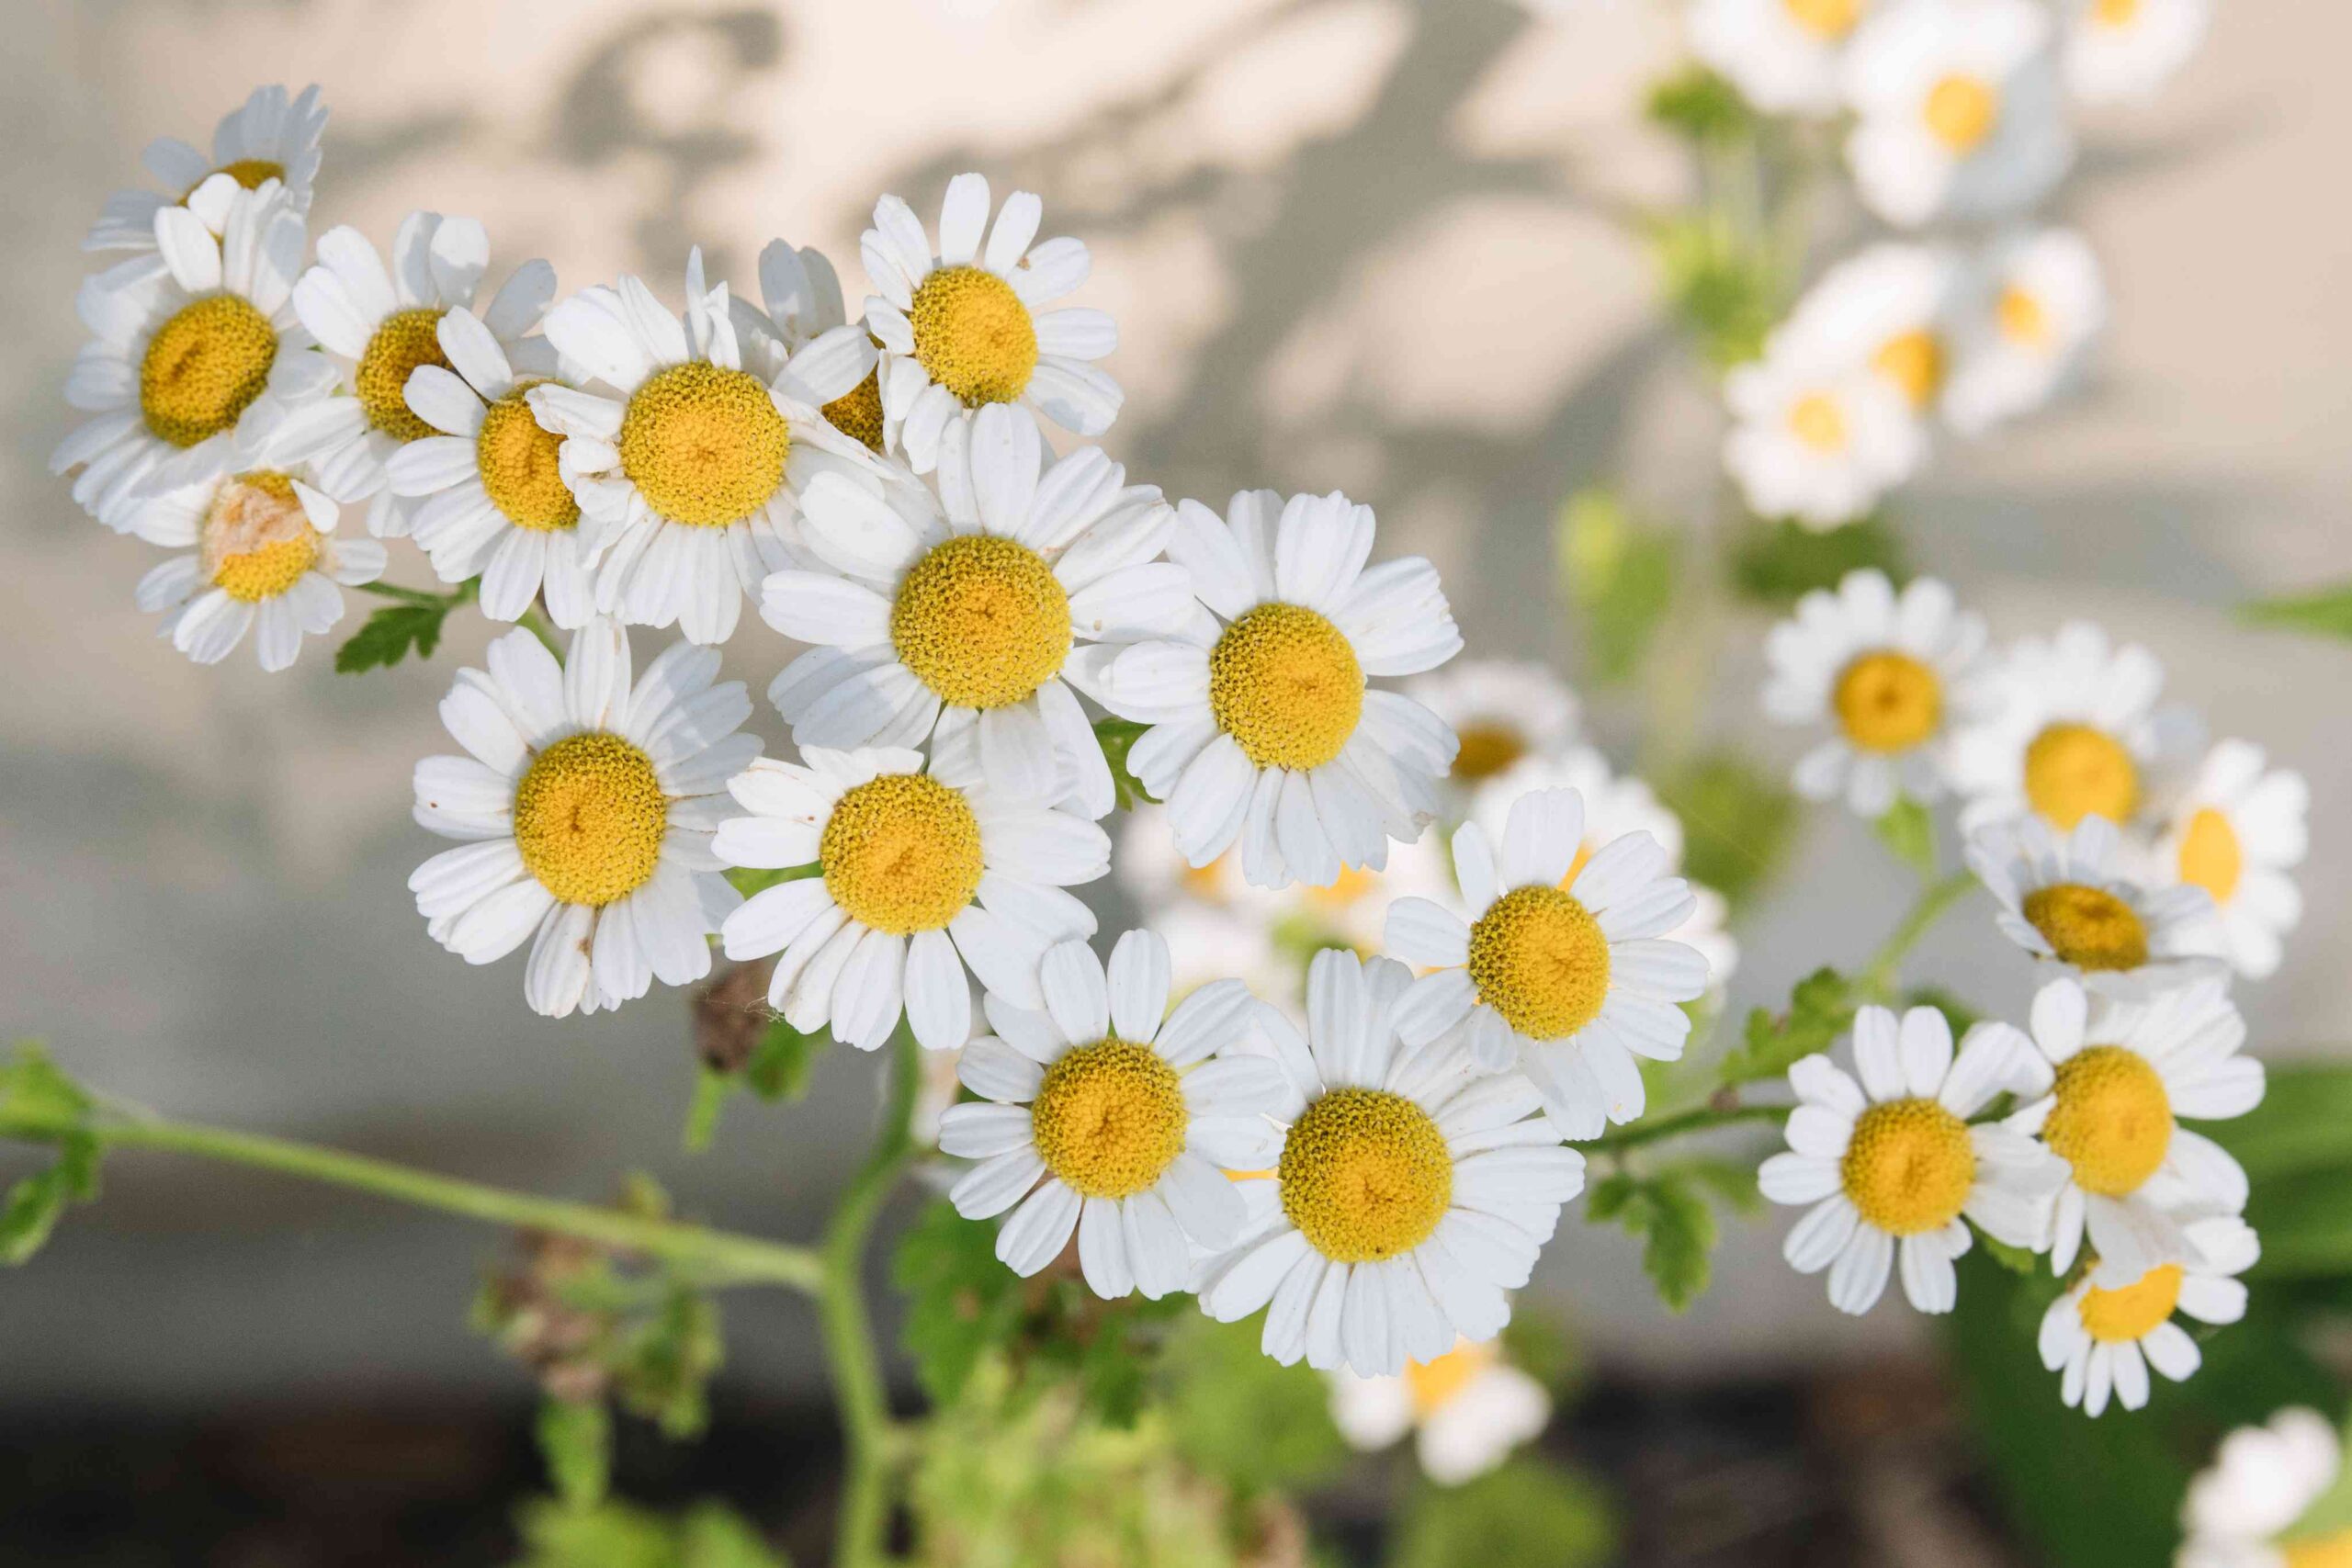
[1556,490,1679,685]
[894,1199,1024,1407]
[1874,796,1936,878]
[336,601,458,673]
[1586,1170,1719,1313]
[1092,717,1157,808]
[0,1043,101,1265]
[1644,65,1755,147]
[537,1395,612,1509]
[1720,967,1854,1087]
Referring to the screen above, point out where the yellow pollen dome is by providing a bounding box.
[1923,74,2000,153]
[821,367,888,453]
[1279,1088,1453,1264]
[820,773,984,935]
[2286,1532,2352,1568]
[2076,1262,2182,1343]
[1028,1039,1189,1199]
[475,385,580,532]
[2093,0,2142,25]
[355,307,454,442]
[201,470,317,603]
[1788,392,1849,454]
[1404,1339,1495,1416]
[511,732,670,908]
[2176,807,2243,903]
[1833,649,1942,752]
[1450,723,1526,783]
[909,265,1039,408]
[2023,722,2140,830]
[2023,884,2149,973]
[616,362,791,527]
[1872,330,1946,410]
[139,293,278,448]
[2043,1045,2172,1196]
[1207,604,1364,772]
[1782,0,1861,39]
[1466,886,1611,1041]
[1999,286,2052,349]
[889,536,1072,709]
[1838,1099,1976,1235]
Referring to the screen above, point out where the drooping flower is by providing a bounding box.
[1970,814,2225,999]
[84,85,328,254]
[2039,1214,2256,1416]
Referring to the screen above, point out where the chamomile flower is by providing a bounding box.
[2007,976,2263,1285]
[1842,0,2074,229]
[1761,1005,2068,1314]
[408,620,760,1018]
[51,180,329,532]
[713,746,1111,1053]
[1723,336,1926,528]
[1970,815,2225,999]
[1328,1335,1552,1485]
[2039,1215,2256,1417]
[1196,951,1586,1377]
[1386,788,1708,1136]
[862,173,1121,472]
[1945,229,2107,436]
[729,239,885,454]
[1095,490,1463,889]
[529,250,895,646]
[1405,660,1581,803]
[1762,569,1992,816]
[1687,0,1878,116]
[2064,0,2209,104]
[2148,742,2309,981]
[936,931,1291,1299]
[84,85,328,254]
[2180,1408,2351,1568]
[1778,243,1968,419]
[763,402,1187,816]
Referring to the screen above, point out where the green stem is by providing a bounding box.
[822,1026,920,1568]
[1859,868,1977,1001]
[1585,1101,1789,1156]
[354,580,454,607]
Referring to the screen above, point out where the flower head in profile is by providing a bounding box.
[2146,740,2309,981]
[85,85,328,254]
[1970,814,2225,1000]
[1723,333,1925,529]
[1405,660,1581,806]
[729,239,886,455]
[409,620,760,1018]
[936,931,1290,1299]
[1328,1334,1552,1485]
[1763,1005,2067,1314]
[2064,0,2209,104]
[1196,951,1585,1377]
[1945,229,2106,436]
[2039,1214,2255,1417]
[1687,0,1879,116]
[2180,1407,2350,1568]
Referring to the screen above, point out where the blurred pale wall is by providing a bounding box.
[4,0,2348,1404]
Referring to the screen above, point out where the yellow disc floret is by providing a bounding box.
[616,362,791,527]
[1872,330,1946,410]
[1999,287,2052,349]
[1450,723,1526,783]
[1465,885,1611,1041]
[889,536,1072,709]
[1028,1039,1189,1199]
[2024,722,2141,830]
[2076,1262,2182,1343]
[202,469,317,603]
[1788,392,1849,453]
[2177,807,2243,904]
[1838,1098,1976,1235]
[820,773,984,935]
[2023,883,2149,973]
[2044,1045,2172,1196]
[355,307,454,442]
[822,366,888,453]
[909,265,1038,408]
[1834,649,1943,752]
[207,158,287,193]
[1924,74,1999,152]
[477,384,580,532]
[139,293,278,448]
[1782,0,1860,39]
[1279,1088,1453,1264]
[1207,604,1364,772]
[1404,1339,1494,1416]
[2093,0,2142,25]
[512,732,670,908]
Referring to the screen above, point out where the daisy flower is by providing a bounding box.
[1969,814,2225,999]
[1761,1005,2068,1314]
[1761,568,1993,816]
[762,402,1187,816]
[1687,0,1878,116]
[862,173,1120,473]
[1778,243,1968,420]
[84,85,328,254]
[1723,335,1926,528]
[712,746,1111,1053]
[1841,0,2074,229]
[1196,950,1586,1377]
[2007,976,2263,1285]
[2146,741,2309,981]
[408,619,761,1018]
[730,239,886,455]
[528,249,894,646]
[2180,1408,2350,1568]
[935,931,1292,1299]
[1945,229,2107,437]
[1385,787,1709,1136]
[1095,489,1464,889]
[2039,1214,2256,1417]
[2064,0,2209,104]
[51,179,329,533]
[1328,1334,1552,1486]
[1404,660,1581,802]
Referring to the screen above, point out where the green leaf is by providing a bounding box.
[0,1041,93,1135]
[676,1503,791,1568]
[0,1166,75,1265]
[1720,967,1854,1087]
[1159,1314,1349,1495]
[537,1396,612,1510]
[743,1020,826,1102]
[1730,515,1908,608]
[1557,490,1679,685]
[1644,65,1755,146]
[1873,796,1936,878]
[1093,717,1158,808]
[1656,750,1796,911]
[2244,582,2352,639]
[721,863,820,899]
[335,600,458,673]
[1388,1458,1615,1568]
[1648,215,1781,368]
[1585,1172,1719,1312]
[2211,1064,2352,1184]
[893,1199,1024,1407]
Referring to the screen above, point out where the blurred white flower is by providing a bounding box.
[1408,660,1582,806]
[1328,1335,1552,1484]
[2065,0,2210,104]
[1687,0,1878,115]
[1946,229,2107,436]
[2179,1408,2349,1568]
[2143,741,2309,981]
[1777,243,1969,421]
[1724,335,1926,528]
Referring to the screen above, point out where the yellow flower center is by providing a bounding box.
[1788,392,1849,454]
[888,535,1072,709]
[2285,1532,2352,1568]
[2076,1262,2182,1344]
[1924,74,2000,153]
[1782,0,1861,38]
[1299,863,1378,914]
[822,366,888,453]
[1450,723,1527,783]
[511,732,670,908]
[1833,649,1943,753]
[205,158,287,194]
[2044,1045,2173,1197]
[355,307,454,442]
[1839,1098,1976,1236]
[1207,604,1364,772]
[1279,1088,1453,1264]
[139,293,278,448]
[2023,722,2141,830]
[820,773,984,935]
[1404,1339,1496,1417]
[2176,807,2242,904]
[1465,885,1611,1042]
[909,265,1039,408]
[2022,884,2150,973]
[1872,330,1946,410]
[2093,0,2142,26]
[1999,286,2052,349]
[1028,1039,1189,1200]
[476,384,580,532]
[616,361,791,528]
[202,469,318,603]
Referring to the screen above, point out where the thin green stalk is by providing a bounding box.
[354,580,455,607]
[1859,868,1978,1001]
[516,603,562,656]
[1585,1101,1790,1156]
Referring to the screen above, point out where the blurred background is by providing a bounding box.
[5,0,2349,1562]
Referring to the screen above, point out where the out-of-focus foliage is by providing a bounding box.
[1655,751,1796,910]
[1557,491,1679,686]
[511,1496,788,1568]
[2244,584,2352,639]
[0,1043,101,1265]
[1385,1458,1614,1568]
[1730,517,1908,608]
[1157,1315,1349,1498]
